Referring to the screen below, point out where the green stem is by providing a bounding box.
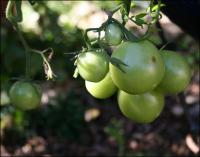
[84,28,99,50]
[82,4,122,50]
[5,0,15,22]
[15,1,23,22]
[13,22,31,79]
[118,143,125,157]
[110,18,139,41]
[13,23,29,50]
[6,0,22,23]
[6,0,30,79]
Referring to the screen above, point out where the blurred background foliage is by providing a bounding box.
[0,1,199,156]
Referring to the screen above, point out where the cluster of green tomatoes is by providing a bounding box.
[9,23,191,124]
[76,23,191,123]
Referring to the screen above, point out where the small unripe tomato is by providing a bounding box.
[118,90,164,123]
[9,81,42,110]
[85,73,117,99]
[77,50,109,82]
[109,40,165,94]
[105,23,123,46]
[156,50,191,95]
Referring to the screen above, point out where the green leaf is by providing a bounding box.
[110,57,128,73]
[133,13,147,27]
[135,13,147,19]
[115,0,123,5]
[134,18,146,27]
[130,2,136,8]
[147,2,165,12]
[152,3,166,11]
[146,0,154,12]
[146,6,150,13]
[110,57,127,66]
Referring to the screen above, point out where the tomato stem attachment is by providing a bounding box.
[84,28,99,50]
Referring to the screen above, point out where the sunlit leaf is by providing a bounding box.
[152,3,166,11]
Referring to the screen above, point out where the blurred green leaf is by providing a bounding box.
[152,3,165,11]
[135,13,147,19]
[134,18,147,27]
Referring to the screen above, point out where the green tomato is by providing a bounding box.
[156,50,191,95]
[85,73,117,99]
[105,23,123,46]
[109,40,165,94]
[9,81,42,110]
[77,50,109,82]
[118,90,164,123]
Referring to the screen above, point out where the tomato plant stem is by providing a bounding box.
[13,22,31,79]
[6,0,31,80]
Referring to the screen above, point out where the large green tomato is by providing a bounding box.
[118,90,164,123]
[85,73,117,99]
[77,50,109,82]
[109,41,165,94]
[105,23,123,46]
[156,50,191,95]
[9,81,42,110]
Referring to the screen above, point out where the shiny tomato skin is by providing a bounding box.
[156,50,191,95]
[85,73,117,99]
[105,23,123,46]
[110,40,165,94]
[77,50,109,82]
[118,90,164,123]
